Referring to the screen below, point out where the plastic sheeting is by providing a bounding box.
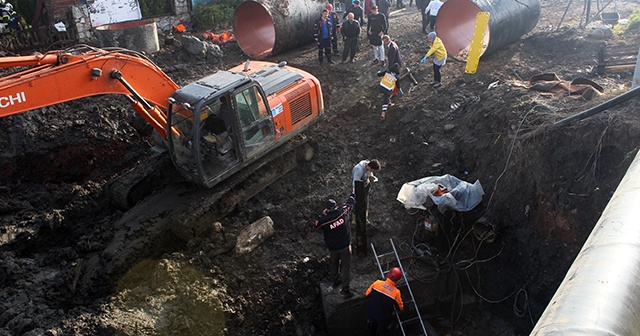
[396,174,484,213]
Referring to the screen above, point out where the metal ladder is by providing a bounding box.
[371,238,429,336]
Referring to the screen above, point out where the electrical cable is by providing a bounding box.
[400,209,514,325]
[455,242,504,270]
[512,288,529,318]
[483,106,536,214]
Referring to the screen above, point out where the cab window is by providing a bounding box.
[235,86,271,145]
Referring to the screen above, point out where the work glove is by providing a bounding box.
[420,55,427,63]
[368,175,378,183]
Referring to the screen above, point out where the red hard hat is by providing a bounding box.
[388,267,402,281]
[326,3,333,10]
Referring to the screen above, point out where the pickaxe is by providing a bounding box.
[400,67,419,85]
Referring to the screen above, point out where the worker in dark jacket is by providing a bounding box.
[314,195,356,297]
[365,267,404,336]
[343,0,365,26]
[416,0,431,34]
[367,5,388,66]
[377,0,391,21]
[341,12,361,63]
[314,9,334,65]
[326,3,341,55]
[382,35,403,71]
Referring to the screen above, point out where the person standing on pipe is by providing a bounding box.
[341,12,361,63]
[314,9,335,65]
[352,159,380,256]
[343,0,365,27]
[420,31,447,87]
[423,0,443,32]
[352,159,381,194]
[326,3,341,56]
[368,5,388,67]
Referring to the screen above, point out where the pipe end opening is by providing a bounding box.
[234,1,276,59]
[438,0,490,61]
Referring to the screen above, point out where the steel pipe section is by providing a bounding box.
[233,0,325,59]
[437,0,540,59]
[531,150,640,335]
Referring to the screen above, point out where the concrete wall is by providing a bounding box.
[46,0,76,22]
[68,0,191,43]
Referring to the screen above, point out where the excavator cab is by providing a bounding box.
[167,74,276,187]
[0,50,322,194]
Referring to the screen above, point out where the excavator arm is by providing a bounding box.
[0,46,180,138]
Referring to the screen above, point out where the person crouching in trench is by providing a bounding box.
[376,62,402,121]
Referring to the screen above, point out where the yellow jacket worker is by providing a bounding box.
[421,31,447,88]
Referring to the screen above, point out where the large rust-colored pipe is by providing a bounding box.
[437,0,540,59]
[233,0,325,59]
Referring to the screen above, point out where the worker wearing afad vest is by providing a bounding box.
[376,62,401,121]
[365,267,404,335]
[314,196,355,297]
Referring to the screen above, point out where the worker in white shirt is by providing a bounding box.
[424,0,443,32]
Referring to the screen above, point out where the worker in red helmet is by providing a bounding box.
[365,267,404,335]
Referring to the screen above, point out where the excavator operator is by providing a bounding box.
[201,97,233,155]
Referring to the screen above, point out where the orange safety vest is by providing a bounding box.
[365,277,404,324]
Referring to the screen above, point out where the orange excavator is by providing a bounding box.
[0,45,323,193]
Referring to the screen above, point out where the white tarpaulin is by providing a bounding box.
[89,0,142,27]
[396,174,484,213]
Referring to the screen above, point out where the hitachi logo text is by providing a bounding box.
[0,92,26,108]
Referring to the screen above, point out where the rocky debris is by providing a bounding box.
[235,216,275,254]
[181,35,223,59]
[588,25,614,39]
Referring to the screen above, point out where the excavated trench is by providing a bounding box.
[1,63,638,335]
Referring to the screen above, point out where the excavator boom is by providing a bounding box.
[0,47,179,137]
[0,46,323,197]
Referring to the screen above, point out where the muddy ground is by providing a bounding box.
[1,0,640,335]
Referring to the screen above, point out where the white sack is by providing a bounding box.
[397,174,484,213]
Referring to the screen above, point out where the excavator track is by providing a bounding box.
[108,146,176,210]
[77,134,317,294]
